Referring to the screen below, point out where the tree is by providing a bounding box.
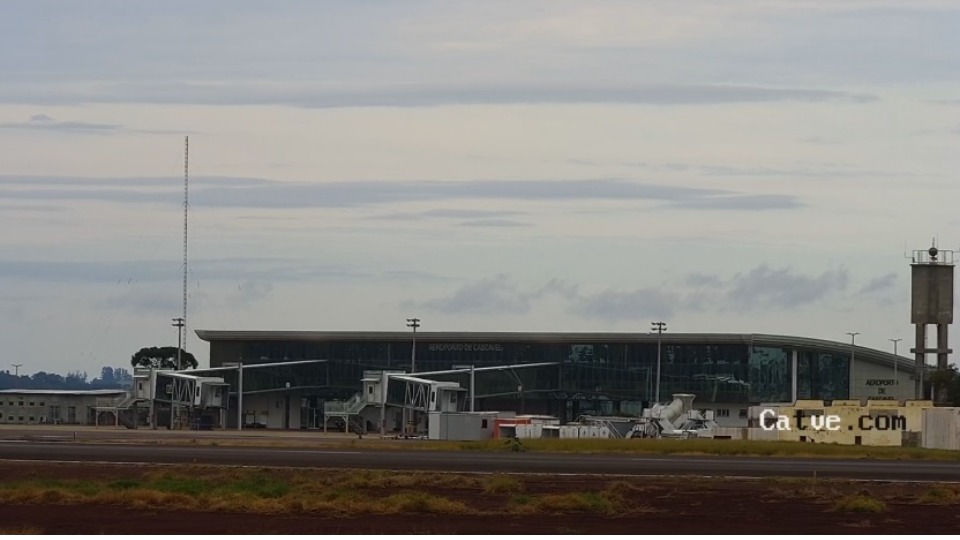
[99,366,115,385]
[130,346,198,370]
[929,365,960,406]
[65,370,88,389]
[114,367,133,386]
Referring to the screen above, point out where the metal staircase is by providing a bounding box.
[323,392,368,433]
[94,392,143,429]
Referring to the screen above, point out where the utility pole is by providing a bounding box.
[651,321,667,403]
[846,332,860,399]
[172,317,185,370]
[889,338,902,398]
[11,364,22,377]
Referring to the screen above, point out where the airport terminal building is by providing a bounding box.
[195,331,920,429]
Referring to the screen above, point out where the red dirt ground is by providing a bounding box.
[1,462,959,534]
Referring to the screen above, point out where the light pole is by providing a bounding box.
[846,332,860,399]
[406,318,421,374]
[889,338,902,398]
[11,364,22,377]
[172,317,185,370]
[405,317,421,436]
[652,321,667,403]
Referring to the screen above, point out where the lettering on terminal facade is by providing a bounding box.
[427,344,504,352]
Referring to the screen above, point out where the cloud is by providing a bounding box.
[573,287,682,322]
[0,175,277,188]
[0,114,121,134]
[0,257,447,284]
[925,99,960,106]
[800,136,841,145]
[0,176,803,211]
[458,219,530,227]
[402,275,576,315]
[568,160,932,181]
[374,208,527,221]
[624,161,929,179]
[0,203,69,212]
[0,82,878,108]
[858,272,898,295]
[404,274,531,315]
[723,265,850,309]
[407,265,862,321]
[684,273,726,288]
[665,194,803,211]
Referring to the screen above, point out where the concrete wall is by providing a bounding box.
[922,408,960,450]
[0,393,124,425]
[750,399,933,446]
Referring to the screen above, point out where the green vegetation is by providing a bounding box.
[918,486,957,504]
[0,467,669,517]
[833,493,887,514]
[483,475,523,494]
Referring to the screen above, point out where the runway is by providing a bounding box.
[0,441,958,481]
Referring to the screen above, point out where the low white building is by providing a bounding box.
[0,389,127,425]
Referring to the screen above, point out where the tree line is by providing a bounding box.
[1,346,200,391]
[0,366,134,391]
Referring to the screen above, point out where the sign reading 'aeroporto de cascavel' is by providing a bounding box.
[863,378,898,398]
[427,344,504,352]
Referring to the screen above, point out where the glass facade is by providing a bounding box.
[797,351,850,400]
[201,335,860,419]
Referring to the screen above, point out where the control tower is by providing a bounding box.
[909,242,955,400]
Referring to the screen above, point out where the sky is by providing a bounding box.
[1,0,958,375]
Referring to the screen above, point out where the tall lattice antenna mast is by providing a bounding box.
[181,136,189,368]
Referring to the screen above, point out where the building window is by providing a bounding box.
[29,402,34,406]
[28,417,34,422]
[481,419,488,429]
[716,409,730,417]
[39,402,45,407]
[739,409,748,418]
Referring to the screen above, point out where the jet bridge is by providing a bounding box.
[375,362,561,437]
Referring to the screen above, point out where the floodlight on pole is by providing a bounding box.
[889,338,902,395]
[405,317,421,437]
[11,364,22,377]
[406,318,421,374]
[172,317,185,370]
[651,321,667,403]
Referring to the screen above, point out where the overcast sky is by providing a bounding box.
[1,0,958,375]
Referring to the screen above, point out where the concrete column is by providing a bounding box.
[937,323,949,370]
[915,324,926,399]
[937,323,950,402]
